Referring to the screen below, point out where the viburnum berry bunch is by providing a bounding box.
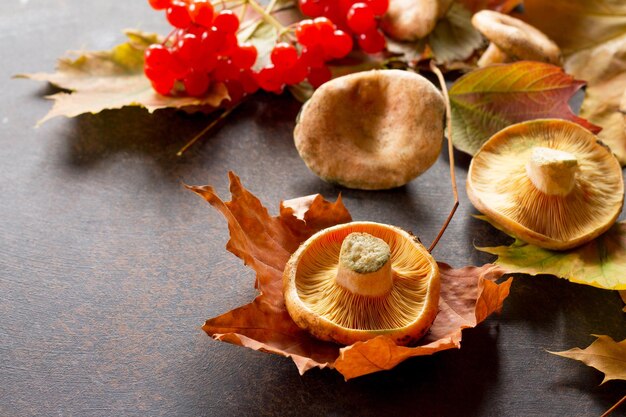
[143,0,386,101]
[298,0,388,53]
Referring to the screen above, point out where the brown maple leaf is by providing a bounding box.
[551,335,626,384]
[188,173,512,379]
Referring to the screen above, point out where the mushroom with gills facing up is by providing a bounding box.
[283,222,440,346]
[471,10,561,67]
[467,119,624,250]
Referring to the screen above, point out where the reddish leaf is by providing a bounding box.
[449,61,601,155]
[189,173,512,379]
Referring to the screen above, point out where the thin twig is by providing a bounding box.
[246,0,284,32]
[428,60,459,253]
[176,104,239,156]
[601,394,626,417]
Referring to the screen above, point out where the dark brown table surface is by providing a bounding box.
[3,1,626,416]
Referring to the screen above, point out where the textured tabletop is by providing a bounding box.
[2,1,625,416]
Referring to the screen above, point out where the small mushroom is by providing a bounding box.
[471,10,561,67]
[283,222,440,346]
[467,119,624,250]
[294,70,445,190]
[382,0,453,41]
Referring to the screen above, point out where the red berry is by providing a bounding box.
[217,33,238,55]
[149,0,171,11]
[188,0,214,27]
[313,17,335,40]
[271,42,298,69]
[224,80,245,105]
[256,65,285,92]
[231,43,257,69]
[213,10,239,33]
[300,44,325,68]
[284,58,308,85]
[240,69,259,94]
[307,65,331,88]
[150,76,175,95]
[167,53,189,79]
[201,27,225,55]
[212,60,240,82]
[183,70,211,97]
[366,0,389,15]
[176,33,202,68]
[329,30,353,58]
[358,28,385,53]
[166,1,192,28]
[295,20,320,47]
[144,44,173,70]
[346,3,376,33]
[298,0,326,17]
[338,0,356,14]
[198,53,218,72]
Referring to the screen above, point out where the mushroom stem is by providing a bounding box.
[336,233,394,297]
[526,147,578,196]
[477,42,509,67]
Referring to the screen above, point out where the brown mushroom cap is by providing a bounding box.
[471,10,561,65]
[294,70,445,190]
[467,119,624,250]
[283,222,440,346]
[382,0,453,41]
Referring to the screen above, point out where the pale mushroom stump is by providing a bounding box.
[283,222,440,346]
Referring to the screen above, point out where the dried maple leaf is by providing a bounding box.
[16,30,229,124]
[523,0,626,164]
[449,61,601,155]
[477,217,626,291]
[189,173,512,379]
[550,335,626,384]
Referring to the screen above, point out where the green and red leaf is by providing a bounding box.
[449,61,601,155]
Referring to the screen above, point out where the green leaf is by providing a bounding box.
[478,218,626,290]
[17,30,229,124]
[427,2,484,64]
[448,61,601,155]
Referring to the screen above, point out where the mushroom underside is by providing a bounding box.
[468,120,623,249]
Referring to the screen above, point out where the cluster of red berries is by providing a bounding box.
[144,0,384,99]
[298,0,389,53]
[144,0,258,103]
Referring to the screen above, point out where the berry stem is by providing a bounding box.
[428,61,459,254]
[601,395,626,417]
[176,101,243,156]
[245,0,286,33]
